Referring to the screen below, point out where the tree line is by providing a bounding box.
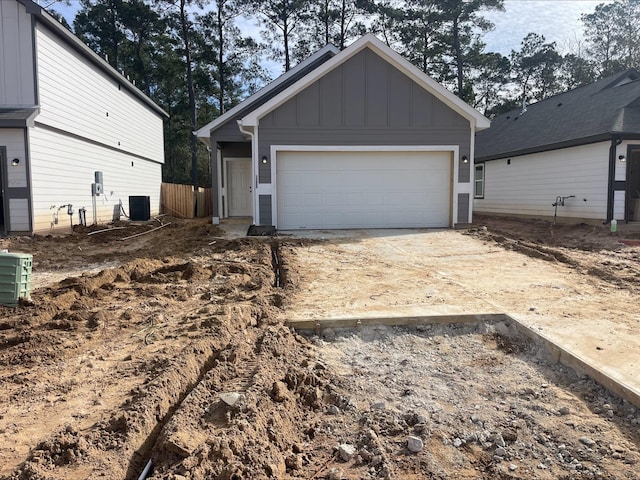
[49,0,640,186]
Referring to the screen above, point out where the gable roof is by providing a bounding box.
[476,68,640,161]
[195,44,340,142]
[240,34,490,131]
[16,0,168,118]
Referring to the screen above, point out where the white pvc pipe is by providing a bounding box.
[138,459,152,480]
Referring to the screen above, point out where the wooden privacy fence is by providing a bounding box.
[161,183,212,219]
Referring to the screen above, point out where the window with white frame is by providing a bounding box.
[474,164,484,198]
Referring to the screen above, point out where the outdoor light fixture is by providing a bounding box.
[462,155,469,164]
[11,158,20,166]
[261,155,268,164]
[619,155,626,161]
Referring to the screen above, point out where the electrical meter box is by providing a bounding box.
[0,252,33,306]
[93,171,104,196]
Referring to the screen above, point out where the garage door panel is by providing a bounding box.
[277,150,451,229]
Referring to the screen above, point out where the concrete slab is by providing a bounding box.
[283,229,640,411]
[219,218,251,239]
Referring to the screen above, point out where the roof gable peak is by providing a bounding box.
[240,34,489,130]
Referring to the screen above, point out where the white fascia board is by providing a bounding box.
[195,43,340,139]
[240,34,490,131]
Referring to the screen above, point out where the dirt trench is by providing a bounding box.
[0,217,639,479]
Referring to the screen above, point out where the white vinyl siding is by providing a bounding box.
[34,24,164,163]
[474,142,611,220]
[0,0,35,106]
[0,128,27,188]
[29,125,161,233]
[276,150,451,229]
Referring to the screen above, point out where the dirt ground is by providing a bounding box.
[0,215,638,479]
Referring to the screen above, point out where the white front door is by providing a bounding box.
[227,159,252,217]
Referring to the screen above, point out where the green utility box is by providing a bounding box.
[0,253,33,307]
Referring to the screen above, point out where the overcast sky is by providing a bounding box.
[48,0,610,62]
[483,0,612,55]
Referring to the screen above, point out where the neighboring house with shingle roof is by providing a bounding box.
[474,68,640,224]
[0,0,167,235]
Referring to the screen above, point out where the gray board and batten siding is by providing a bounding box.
[208,49,337,216]
[255,48,472,225]
[258,48,471,182]
[208,48,337,145]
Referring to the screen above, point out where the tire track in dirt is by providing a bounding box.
[468,229,640,292]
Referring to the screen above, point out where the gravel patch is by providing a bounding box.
[310,323,640,479]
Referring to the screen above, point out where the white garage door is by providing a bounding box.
[276,150,451,229]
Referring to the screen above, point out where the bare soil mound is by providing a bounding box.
[469,214,640,291]
[0,217,638,479]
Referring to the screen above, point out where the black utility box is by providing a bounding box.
[129,196,151,221]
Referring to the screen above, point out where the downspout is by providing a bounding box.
[606,135,623,224]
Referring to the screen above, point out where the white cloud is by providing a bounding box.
[482,0,613,56]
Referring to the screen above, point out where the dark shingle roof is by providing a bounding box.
[476,69,640,161]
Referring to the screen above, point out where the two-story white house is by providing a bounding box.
[0,0,167,235]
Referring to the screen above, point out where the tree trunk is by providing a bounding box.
[324,0,330,46]
[217,1,225,113]
[339,0,346,49]
[110,2,119,69]
[179,0,199,188]
[283,18,291,71]
[452,15,464,99]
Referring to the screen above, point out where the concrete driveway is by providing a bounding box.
[282,228,640,405]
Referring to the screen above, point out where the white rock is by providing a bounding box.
[219,392,242,407]
[328,468,344,480]
[407,436,424,453]
[579,437,596,447]
[338,444,356,462]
